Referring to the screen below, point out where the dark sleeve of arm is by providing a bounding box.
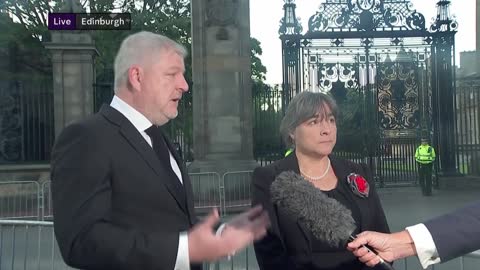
[424,201,480,262]
[251,167,291,270]
[51,124,178,270]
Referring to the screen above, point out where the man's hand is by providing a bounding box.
[188,205,270,263]
[347,231,416,267]
[220,204,270,252]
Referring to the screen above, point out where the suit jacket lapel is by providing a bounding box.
[100,105,188,214]
[161,132,197,222]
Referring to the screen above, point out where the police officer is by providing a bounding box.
[284,148,294,157]
[415,138,436,196]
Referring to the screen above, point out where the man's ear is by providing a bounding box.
[127,65,142,91]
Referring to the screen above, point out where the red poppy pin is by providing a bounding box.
[347,173,369,198]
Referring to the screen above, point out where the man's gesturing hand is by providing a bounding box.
[188,205,270,263]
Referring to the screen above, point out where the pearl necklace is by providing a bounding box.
[301,158,331,181]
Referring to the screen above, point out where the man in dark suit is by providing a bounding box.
[51,31,269,270]
[347,201,480,269]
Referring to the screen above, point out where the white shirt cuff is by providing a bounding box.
[216,223,227,236]
[406,224,441,269]
[174,232,190,270]
[215,223,234,260]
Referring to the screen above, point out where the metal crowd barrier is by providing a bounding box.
[0,220,73,270]
[2,170,253,221]
[41,181,53,221]
[205,245,256,270]
[221,171,253,215]
[458,250,480,270]
[188,172,223,215]
[2,218,479,270]
[0,181,41,220]
[4,176,480,270]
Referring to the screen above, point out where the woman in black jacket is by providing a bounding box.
[252,91,390,270]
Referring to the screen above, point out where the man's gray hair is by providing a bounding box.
[113,31,187,92]
[279,91,338,148]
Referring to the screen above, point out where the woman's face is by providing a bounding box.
[292,104,337,158]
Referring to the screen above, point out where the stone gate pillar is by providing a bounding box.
[44,32,98,137]
[189,0,257,173]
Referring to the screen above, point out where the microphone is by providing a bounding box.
[270,171,394,270]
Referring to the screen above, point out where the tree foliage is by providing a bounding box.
[1,0,270,161]
[0,0,58,41]
[251,37,267,82]
[0,13,51,78]
[1,0,191,71]
[2,0,267,85]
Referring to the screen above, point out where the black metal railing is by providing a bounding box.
[376,137,419,186]
[0,76,54,164]
[252,83,284,165]
[455,77,480,176]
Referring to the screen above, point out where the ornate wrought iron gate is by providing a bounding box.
[280,0,457,185]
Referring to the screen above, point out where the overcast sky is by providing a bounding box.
[250,0,476,84]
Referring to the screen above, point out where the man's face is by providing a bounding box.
[139,49,189,125]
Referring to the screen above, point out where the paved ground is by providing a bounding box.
[376,185,480,270]
[378,185,480,231]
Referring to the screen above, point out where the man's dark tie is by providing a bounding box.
[144,125,171,165]
[144,125,187,203]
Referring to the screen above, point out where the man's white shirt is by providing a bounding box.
[406,224,441,269]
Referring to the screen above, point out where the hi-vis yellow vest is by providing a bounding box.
[415,145,436,164]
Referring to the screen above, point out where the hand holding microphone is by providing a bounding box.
[347,230,417,267]
[270,171,395,270]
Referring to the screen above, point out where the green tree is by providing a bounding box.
[0,0,191,68]
[250,36,270,99]
[0,13,51,78]
[251,37,267,82]
[1,0,270,162]
[0,0,57,41]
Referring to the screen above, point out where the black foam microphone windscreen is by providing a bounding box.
[270,171,394,270]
